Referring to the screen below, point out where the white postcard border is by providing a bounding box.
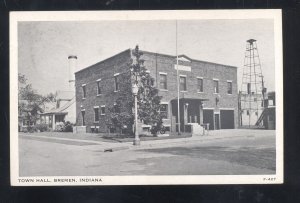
[10,9,283,186]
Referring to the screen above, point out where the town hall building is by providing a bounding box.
[74,49,238,134]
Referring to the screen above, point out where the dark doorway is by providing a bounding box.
[214,113,220,130]
[171,99,202,132]
[203,109,214,130]
[220,110,235,129]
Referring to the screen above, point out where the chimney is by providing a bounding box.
[68,55,77,90]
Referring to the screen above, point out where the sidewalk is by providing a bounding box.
[20,129,275,152]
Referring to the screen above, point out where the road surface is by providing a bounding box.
[19,130,275,176]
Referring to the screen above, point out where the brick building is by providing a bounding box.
[75,49,238,134]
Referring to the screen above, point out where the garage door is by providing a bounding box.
[220,110,234,129]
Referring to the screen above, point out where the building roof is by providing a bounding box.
[142,50,237,69]
[41,97,75,115]
[76,48,237,74]
[75,49,131,74]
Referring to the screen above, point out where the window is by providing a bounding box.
[101,105,106,115]
[160,104,168,119]
[114,103,120,113]
[94,107,99,122]
[159,73,167,90]
[114,75,119,91]
[197,78,203,92]
[97,80,101,95]
[213,80,219,93]
[81,110,85,126]
[227,81,232,94]
[146,78,154,87]
[82,85,86,98]
[145,71,154,87]
[180,76,187,91]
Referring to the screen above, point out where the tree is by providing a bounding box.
[18,74,56,128]
[107,45,163,135]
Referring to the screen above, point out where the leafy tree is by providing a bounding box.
[107,45,163,135]
[18,74,56,127]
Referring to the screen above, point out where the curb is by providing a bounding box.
[106,134,253,152]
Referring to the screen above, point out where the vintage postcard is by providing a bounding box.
[10,10,283,185]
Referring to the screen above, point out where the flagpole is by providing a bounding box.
[176,20,181,135]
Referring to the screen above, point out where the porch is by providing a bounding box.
[170,98,209,134]
[40,112,68,130]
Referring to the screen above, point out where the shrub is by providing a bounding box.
[64,121,73,132]
[34,123,49,132]
[55,122,64,132]
[27,125,35,133]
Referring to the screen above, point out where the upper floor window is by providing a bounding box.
[101,105,106,115]
[94,107,99,122]
[145,72,154,87]
[160,104,168,119]
[227,81,232,94]
[114,73,120,91]
[114,103,120,113]
[97,79,101,95]
[213,79,219,93]
[197,77,203,92]
[159,73,167,90]
[180,76,187,91]
[82,84,86,98]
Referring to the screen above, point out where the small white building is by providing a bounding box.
[39,90,76,130]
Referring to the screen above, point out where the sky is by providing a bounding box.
[18,19,275,95]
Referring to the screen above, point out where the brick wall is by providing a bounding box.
[140,51,238,128]
[75,49,238,132]
[75,49,132,132]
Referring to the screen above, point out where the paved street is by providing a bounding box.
[19,130,276,176]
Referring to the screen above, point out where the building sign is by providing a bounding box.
[174,64,191,72]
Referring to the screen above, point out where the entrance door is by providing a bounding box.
[214,113,220,130]
[203,110,214,130]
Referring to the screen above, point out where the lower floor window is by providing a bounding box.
[94,107,99,122]
[81,111,85,126]
[160,104,168,119]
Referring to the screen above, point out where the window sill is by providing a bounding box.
[97,94,102,97]
[100,114,106,116]
[213,93,219,94]
[197,91,204,93]
[82,98,86,100]
[180,90,188,93]
[114,90,120,93]
[159,89,168,91]
[227,93,232,95]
